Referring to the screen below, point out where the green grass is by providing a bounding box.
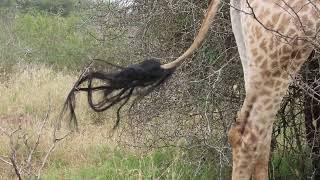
[270,151,313,180]
[43,146,218,180]
[43,146,312,180]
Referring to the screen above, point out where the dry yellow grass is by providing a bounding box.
[0,63,119,178]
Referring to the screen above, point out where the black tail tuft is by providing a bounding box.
[60,58,175,130]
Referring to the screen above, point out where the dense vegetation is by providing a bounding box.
[0,0,319,179]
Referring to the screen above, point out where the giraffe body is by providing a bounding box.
[229,0,320,179]
[64,1,320,179]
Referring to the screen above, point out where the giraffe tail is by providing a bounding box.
[60,0,220,130]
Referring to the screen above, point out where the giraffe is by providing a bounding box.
[163,0,319,179]
[64,0,319,179]
[228,0,319,179]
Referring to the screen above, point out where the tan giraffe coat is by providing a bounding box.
[229,0,320,179]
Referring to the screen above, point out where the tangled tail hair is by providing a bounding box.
[61,59,174,130]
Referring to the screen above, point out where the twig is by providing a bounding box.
[0,156,12,166]
[245,0,291,41]
[7,124,22,180]
[10,150,22,180]
[36,131,71,180]
[0,126,9,136]
[26,99,51,177]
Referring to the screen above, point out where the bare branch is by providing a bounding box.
[36,131,71,180]
[26,100,51,177]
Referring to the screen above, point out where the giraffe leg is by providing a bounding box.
[252,128,272,180]
[228,95,262,180]
[228,87,285,180]
[229,122,255,180]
